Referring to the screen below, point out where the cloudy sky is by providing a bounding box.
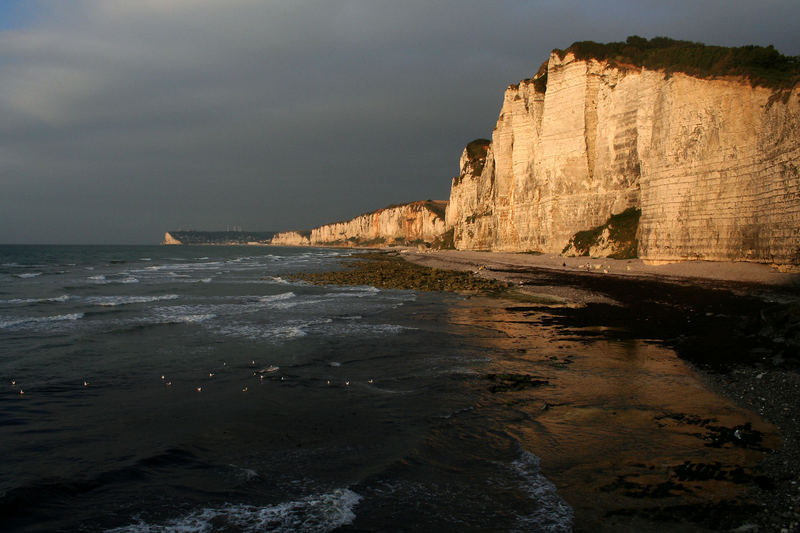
[1,1,799,244]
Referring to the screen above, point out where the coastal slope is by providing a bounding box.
[447,38,800,267]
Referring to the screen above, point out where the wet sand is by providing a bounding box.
[294,249,800,531]
[400,249,800,532]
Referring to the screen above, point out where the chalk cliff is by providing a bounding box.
[162,232,183,245]
[271,201,447,247]
[270,231,311,247]
[447,40,800,266]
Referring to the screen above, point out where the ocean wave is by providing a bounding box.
[14,272,42,279]
[86,295,180,307]
[509,450,574,533]
[0,295,70,305]
[106,488,361,533]
[210,322,308,341]
[320,323,414,337]
[256,292,296,303]
[87,275,140,284]
[157,313,216,324]
[0,313,84,329]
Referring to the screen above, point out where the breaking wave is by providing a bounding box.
[107,488,361,533]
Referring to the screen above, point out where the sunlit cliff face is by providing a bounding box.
[447,53,800,267]
[444,296,777,530]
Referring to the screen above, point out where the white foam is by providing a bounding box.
[88,275,106,281]
[0,295,70,304]
[106,488,361,533]
[173,313,216,324]
[211,322,307,341]
[510,450,574,533]
[0,313,84,329]
[87,295,180,307]
[14,272,42,279]
[121,277,140,284]
[257,292,296,303]
[322,323,414,337]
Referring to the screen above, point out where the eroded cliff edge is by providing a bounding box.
[447,39,800,267]
[271,201,448,248]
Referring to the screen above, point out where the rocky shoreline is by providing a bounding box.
[293,250,799,532]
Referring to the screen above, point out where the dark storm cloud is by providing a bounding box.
[1,0,798,243]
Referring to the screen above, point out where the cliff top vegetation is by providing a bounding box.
[554,36,800,89]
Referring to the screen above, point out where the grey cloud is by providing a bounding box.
[1,0,798,243]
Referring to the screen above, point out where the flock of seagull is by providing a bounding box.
[11,359,375,396]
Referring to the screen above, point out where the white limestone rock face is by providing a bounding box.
[161,232,182,245]
[270,231,311,246]
[447,51,800,267]
[306,201,447,247]
[446,140,495,250]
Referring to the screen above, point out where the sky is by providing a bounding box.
[1,1,799,244]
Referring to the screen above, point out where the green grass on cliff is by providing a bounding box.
[563,207,641,259]
[555,36,800,89]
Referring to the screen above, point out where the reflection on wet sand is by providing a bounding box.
[451,296,777,532]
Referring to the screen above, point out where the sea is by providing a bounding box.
[0,245,575,533]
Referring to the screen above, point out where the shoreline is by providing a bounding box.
[291,248,799,532]
[397,249,799,533]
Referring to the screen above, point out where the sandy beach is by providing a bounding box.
[401,249,800,288]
